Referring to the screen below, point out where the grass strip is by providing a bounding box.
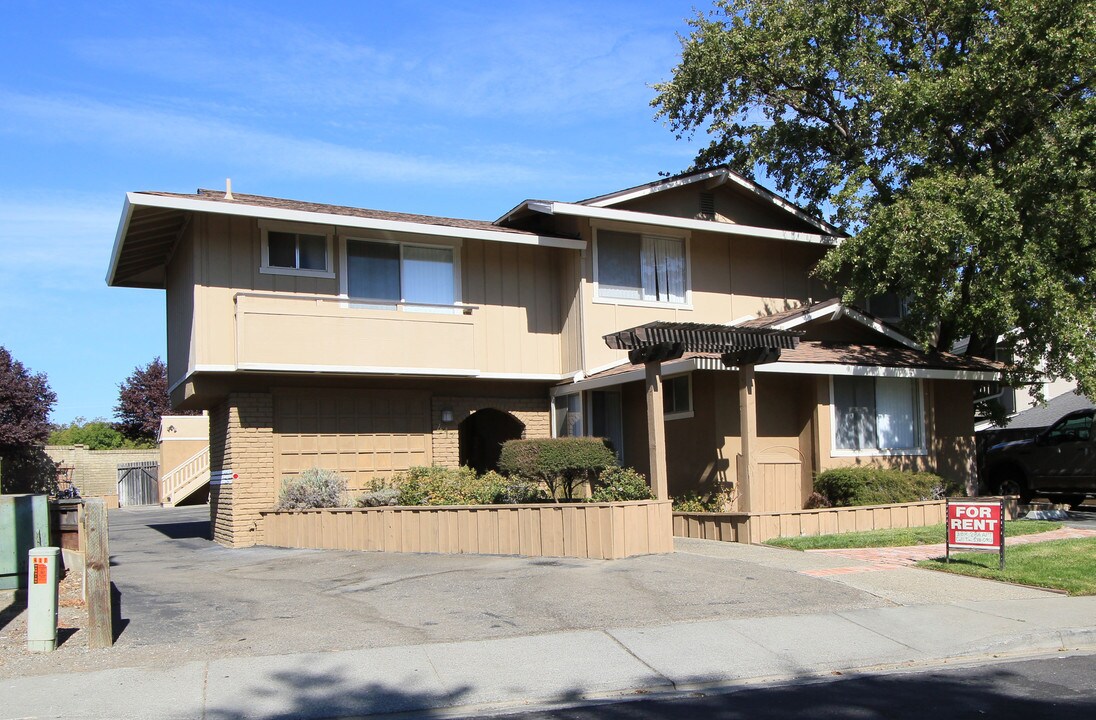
[916,538,1096,596]
[764,520,1061,551]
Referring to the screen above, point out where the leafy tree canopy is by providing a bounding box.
[115,357,195,443]
[48,418,151,450]
[0,346,57,492]
[653,0,1095,397]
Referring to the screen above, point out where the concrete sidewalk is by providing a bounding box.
[2,594,1094,720]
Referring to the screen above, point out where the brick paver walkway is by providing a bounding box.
[801,526,1096,575]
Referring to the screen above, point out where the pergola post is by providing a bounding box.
[644,361,669,501]
[737,363,757,512]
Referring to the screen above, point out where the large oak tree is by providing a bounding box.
[653,0,1095,398]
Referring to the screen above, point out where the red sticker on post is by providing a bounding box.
[32,557,48,585]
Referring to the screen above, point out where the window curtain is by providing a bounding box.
[598,231,642,299]
[875,377,919,449]
[834,376,877,450]
[402,245,454,307]
[347,240,400,302]
[639,235,684,303]
[297,234,327,271]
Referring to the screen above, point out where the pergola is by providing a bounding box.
[603,322,802,507]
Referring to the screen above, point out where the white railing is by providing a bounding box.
[161,445,211,505]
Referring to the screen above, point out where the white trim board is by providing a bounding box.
[108,192,586,285]
[529,201,839,245]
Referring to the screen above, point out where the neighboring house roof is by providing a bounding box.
[561,341,1004,394]
[995,391,1095,430]
[107,188,586,288]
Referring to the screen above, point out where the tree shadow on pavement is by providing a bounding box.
[203,656,1095,720]
[203,665,472,720]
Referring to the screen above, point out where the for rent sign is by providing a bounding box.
[946,498,1005,569]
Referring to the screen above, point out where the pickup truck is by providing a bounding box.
[983,408,1094,508]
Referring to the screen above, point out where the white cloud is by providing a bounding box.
[0,90,545,187]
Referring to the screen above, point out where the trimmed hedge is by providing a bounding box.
[812,467,954,507]
[499,437,618,500]
[358,466,547,507]
[589,467,652,502]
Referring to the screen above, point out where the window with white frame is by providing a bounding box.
[345,238,457,311]
[832,376,924,454]
[261,226,333,277]
[663,374,692,419]
[595,229,687,304]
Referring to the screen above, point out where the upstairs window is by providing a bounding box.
[595,229,687,305]
[261,225,334,277]
[832,376,925,455]
[345,239,457,311]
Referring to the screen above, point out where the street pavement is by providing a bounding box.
[1,506,1094,720]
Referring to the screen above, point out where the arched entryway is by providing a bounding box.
[459,408,525,474]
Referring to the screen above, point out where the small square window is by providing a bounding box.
[261,227,332,277]
[663,374,692,418]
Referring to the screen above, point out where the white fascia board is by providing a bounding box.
[838,306,923,350]
[122,192,587,251]
[105,195,135,285]
[755,361,1000,382]
[768,300,842,330]
[584,169,727,207]
[168,364,567,394]
[537,202,840,246]
[585,168,841,237]
[550,358,699,396]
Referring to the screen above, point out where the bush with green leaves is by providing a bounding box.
[672,490,731,513]
[812,467,957,508]
[498,437,618,500]
[355,487,400,507]
[589,467,652,502]
[276,467,348,510]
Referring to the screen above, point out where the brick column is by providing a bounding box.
[209,393,274,548]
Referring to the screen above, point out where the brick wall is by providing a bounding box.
[45,446,159,499]
[209,393,274,548]
[431,396,550,467]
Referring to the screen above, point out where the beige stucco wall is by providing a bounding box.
[578,221,831,372]
[158,414,210,479]
[174,214,566,400]
[813,377,976,491]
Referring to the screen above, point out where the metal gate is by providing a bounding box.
[118,461,160,506]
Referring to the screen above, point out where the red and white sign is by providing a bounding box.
[32,557,48,585]
[947,500,1003,550]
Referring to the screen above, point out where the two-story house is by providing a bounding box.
[107,168,1000,547]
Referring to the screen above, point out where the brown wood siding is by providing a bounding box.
[261,500,673,560]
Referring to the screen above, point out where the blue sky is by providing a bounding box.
[0,0,709,424]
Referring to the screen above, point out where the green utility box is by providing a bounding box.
[0,494,50,590]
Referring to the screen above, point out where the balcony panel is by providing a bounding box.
[235,293,476,374]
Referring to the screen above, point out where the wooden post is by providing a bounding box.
[645,361,669,501]
[738,363,757,512]
[83,499,113,649]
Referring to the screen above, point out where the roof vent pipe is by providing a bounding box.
[224,178,234,201]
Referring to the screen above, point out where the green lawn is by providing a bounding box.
[917,538,1096,595]
[764,520,1061,551]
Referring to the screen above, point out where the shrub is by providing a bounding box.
[672,490,730,513]
[812,467,953,507]
[490,474,549,504]
[589,467,652,502]
[498,437,618,500]
[276,468,347,510]
[355,487,400,507]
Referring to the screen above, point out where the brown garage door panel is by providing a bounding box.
[274,390,432,489]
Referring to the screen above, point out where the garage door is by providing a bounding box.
[274,389,432,489]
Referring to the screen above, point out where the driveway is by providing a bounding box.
[1,505,1055,679]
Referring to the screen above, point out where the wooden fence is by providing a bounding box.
[673,500,947,545]
[117,461,159,507]
[261,500,673,560]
